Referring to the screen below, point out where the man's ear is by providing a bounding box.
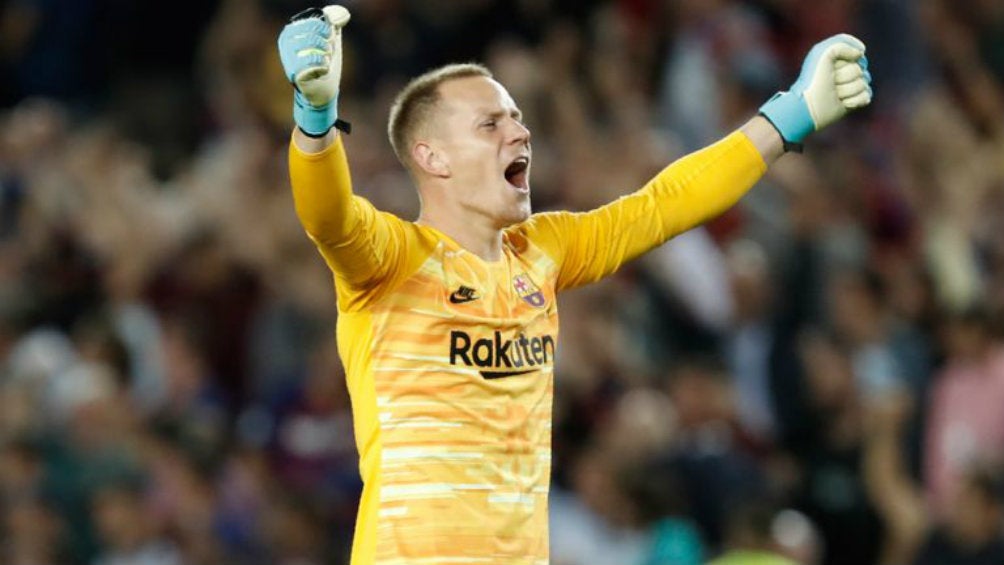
[412,142,450,178]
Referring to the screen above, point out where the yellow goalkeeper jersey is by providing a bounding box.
[288,132,765,565]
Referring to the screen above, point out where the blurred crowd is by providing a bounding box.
[1,0,1004,564]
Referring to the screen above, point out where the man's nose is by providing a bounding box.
[508,120,531,144]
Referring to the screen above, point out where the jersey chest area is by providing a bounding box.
[373,243,560,379]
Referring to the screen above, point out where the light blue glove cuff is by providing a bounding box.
[293,90,338,137]
[759,91,814,144]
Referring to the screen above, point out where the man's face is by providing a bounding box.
[428,76,532,228]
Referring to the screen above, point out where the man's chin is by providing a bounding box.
[498,204,532,228]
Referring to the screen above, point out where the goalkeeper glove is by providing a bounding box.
[277,5,351,137]
[759,34,872,149]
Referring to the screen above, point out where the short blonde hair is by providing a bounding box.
[387,63,492,168]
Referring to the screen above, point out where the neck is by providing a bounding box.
[418,207,505,262]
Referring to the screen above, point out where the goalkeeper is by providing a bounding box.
[278,6,871,565]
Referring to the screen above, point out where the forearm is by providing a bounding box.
[650,127,769,236]
[628,119,777,238]
[288,132,357,247]
[740,116,785,166]
[289,132,403,289]
[543,127,768,290]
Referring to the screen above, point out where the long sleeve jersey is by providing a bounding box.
[288,131,766,565]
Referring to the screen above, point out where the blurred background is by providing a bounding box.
[1,0,1004,564]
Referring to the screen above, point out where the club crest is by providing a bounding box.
[512,273,545,308]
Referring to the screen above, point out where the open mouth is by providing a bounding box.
[504,156,530,192]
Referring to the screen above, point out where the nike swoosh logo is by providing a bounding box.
[479,369,536,379]
[449,287,480,304]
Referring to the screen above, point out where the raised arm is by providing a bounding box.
[279,6,413,302]
[525,34,872,291]
[287,132,405,289]
[525,125,768,290]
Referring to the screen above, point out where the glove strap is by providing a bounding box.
[294,90,344,137]
[759,90,813,149]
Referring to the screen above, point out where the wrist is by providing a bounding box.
[758,90,814,146]
[293,90,338,137]
[740,116,786,163]
[757,111,804,154]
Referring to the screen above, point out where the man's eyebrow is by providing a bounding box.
[479,108,524,121]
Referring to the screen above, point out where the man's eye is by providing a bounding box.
[482,120,497,129]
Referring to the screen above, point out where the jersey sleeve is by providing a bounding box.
[288,134,426,310]
[522,130,767,291]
